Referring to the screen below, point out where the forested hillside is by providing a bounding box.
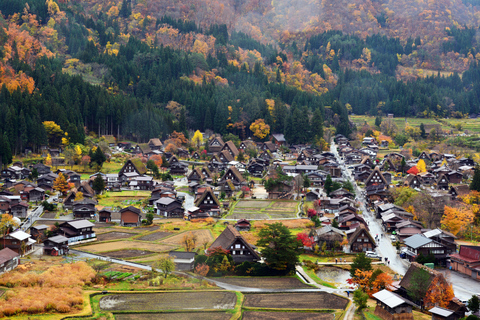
[2,0,480,159]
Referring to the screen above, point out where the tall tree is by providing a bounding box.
[471,167,480,192]
[324,174,333,196]
[53,172,70,195]
[92,174,106,194]
[350,252,372,277]
[256,222,302,273]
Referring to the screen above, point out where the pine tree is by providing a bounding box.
[420,123,426,138]
[324,174,333,196]
[92,174,106,194]
[470,167,480,192]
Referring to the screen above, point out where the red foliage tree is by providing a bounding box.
[296,232,314,248]
[307,208,317,218]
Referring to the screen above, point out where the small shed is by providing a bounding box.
[0,248,20,274]
[429,307,459,320]
[168,251,197,271]
[372,289,413,320]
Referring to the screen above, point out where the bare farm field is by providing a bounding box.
[243,292,348,310]
[114,312,232,320]
[242,311,334,320]
[214,277,311,289]
[229,213,270,220]
[100,292,237,311]
[41,211,57,219]
[104,249,156,258]
[235,200,271,208]
[136,231,172,241]
[271,201,298,208]
[97,232,136,241]
[79,240,176,253]
[161,229,213,249]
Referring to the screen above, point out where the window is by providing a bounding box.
[235,244,241,249]
[232,250,236,255]
[357,239,362,242]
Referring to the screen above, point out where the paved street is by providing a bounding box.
[330,140,478,300]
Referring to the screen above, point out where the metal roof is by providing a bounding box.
[154,197,177,205]
[404,234,432,249]
[9,230,31,241]
[66,219,95,229]
[47,235,69,243]
[372,289,409,308]
[429,307,454,317]
[423,229,442,238]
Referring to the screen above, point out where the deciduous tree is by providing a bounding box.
[424,276,454,309]
[441,205,474,236]
[154,256,175,279]
[53,172,70,195]
[249,119,270,140]
[192,130,203,149]
[416,159,427,173]
[296,232,314,248]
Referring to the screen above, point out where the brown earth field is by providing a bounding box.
[230,214,270,220]
[161,230,213,249]
[41,211,57,219]
[271,202,297,208]
[79,240,176,253]
[114,312,232,320]
[243,292,348,309]
[242,311,334,320]
[235,201,271,208]
[136,232,172,241]
[97,232,136,241]
[214,277,311,289]
[103,249,156,258]
[100,292,237,311]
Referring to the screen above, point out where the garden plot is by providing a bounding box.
[79,240,176,254]
[161,229,213,249]
[115,312,232,320]
[137,232,172,241]
[269,213,296,219]
[41,211,57,219]
[243,292,348,309]
[215,277,311,289]
[100,292,237,311]
[96,232,136,241]
[242,312,333,320]
[229,213,270,220]
[103,249,156,259]
[235,200,271,208]
[271,201,298,208]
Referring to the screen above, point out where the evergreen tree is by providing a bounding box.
[311,107,324,140]
[470,167,480,192]
[350,252,372,277]
[375,116,382,127]
[420,123,426,138]
[119,0,132,18]
[324,174,333,196]
[92,174,106,194]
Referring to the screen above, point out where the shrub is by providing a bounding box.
[56,304,71,313]
[3,307,16,316]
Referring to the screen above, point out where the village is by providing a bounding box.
[0,129,480,320]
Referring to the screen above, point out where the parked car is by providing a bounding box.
[365,251,382,260]
[390,235,397,241]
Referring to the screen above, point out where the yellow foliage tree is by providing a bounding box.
[43,121,63,146]
[441,205,474,236]
[45,154,52,166]
[416,159,427,173]
[191,130,203,149]
[249,119,270,140]
[53,172,71,195]
[424,276,454,309]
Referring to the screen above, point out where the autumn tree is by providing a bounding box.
[416,159,427,173]
[192,130,203,149]
[74,191,84,201]
[1,214,19,248]
[43,121,63,146]
[53,172,70,195]
[441,205,474,236]
[182,232,198,251]
[424,276,454,309]
[81,155,91,170]
[154,256,175,279]
[150,154,163,167]
[296,232,314,248]
[194,263,209,276]
[249,119,270,140]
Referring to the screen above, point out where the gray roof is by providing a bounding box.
[404,234,432,249]
[0,248,19,264]
[65,219,95,229]
[154,197,177,205]
[429,307,454,317]
[47,235,69,243]
[372,289,411,308]
[169,251,197,259]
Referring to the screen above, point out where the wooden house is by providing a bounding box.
[59,220,96,244]
[218,150,235,163]
[403,234,451,265]
[365,167,389,189]
[0,248,20,274]
[436,174,449,190]
[169,161,188,175]
[98,207,113,222]
[272,134,286,146]
[239,140,256,151]
[372,289,413,320]
[191,151,201,159]
[187,167,205,183]
[347,225,376,253]
[30,224,48,240]
[72,198,97,219]
[119,159,147,183]
[155,197,184,217]
[395,220,423,241]
[220,141,240,158]
[120,206,142,227]
[10,202,28,218]
[315,225,345,250]
[1,230,35,255]
[419,151,431,161]
[218,166,246,189]
[147,138,163,150]
[209,136,225,153]
[404,174,422,188]
[360,156,374,168]
[448,185,470,200]
[209,225,260,264]
[305,190,321,201]
[247,159,266,177]
[429,307,461,320]
[446,171,463,184]
[168,251,197,271]
[43,235,69,256]
[261,141,277,153]
[31,163,51,175]
[194,187,221,217]
[235,219,251,231]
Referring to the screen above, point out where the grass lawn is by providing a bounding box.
[97,190,151,208]
[350,115,452,132]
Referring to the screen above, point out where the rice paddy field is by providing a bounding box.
[226,200,299,220]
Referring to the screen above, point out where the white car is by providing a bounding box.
[390,235,397,241]
[365,251,381,259]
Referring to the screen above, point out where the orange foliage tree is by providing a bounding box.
[441,205,474,236]
[149,154,163,167]
[424,276,454,309]
[53,172,71,195]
